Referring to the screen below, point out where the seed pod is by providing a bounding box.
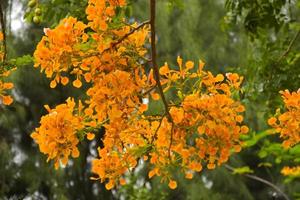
[33,16,41,24]
[35,8,41,16]
[28,0,36,8]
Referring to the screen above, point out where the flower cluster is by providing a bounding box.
[268,89,300,179]
[32,0,248,190]
[281,166,300,177]
[0,79,13,105]
[33,0,151,181]
[144,58,248,188]
[86,0,126,31]
[86,69,149,122]
[31,98,85,169]
[87,68,155,189]
[34,17,88,88]
[90,58,248,190]
[34,0,148,89]
[268,89,300,148]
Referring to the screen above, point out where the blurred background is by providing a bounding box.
[0,0,300,199]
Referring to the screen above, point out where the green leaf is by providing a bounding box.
[11,55,33,67]
[258,150,268,158]
[258,162,273,168]
[232,166,254,175]
[275,157,282,164]
[242,130,271,147]
[289,144,300,156]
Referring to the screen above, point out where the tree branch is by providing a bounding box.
[277,29,300,63]
[149,0,173,123]
[0,2,7,61]
[149,0,175,160]
[225,164,290,200]
[141,85,157,96]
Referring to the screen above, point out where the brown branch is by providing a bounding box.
[225,164,290,200]
[277,29,300,63]
[150,115,165,144]
[0,2,7,61]
[141,85,157,96]
[149,0,173,123]
[150,0,175,160]
[140,57,152,63]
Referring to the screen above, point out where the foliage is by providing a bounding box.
[225,0,290,36]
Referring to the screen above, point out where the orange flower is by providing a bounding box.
[34,17,87,88]
[159,63,170,76]
[151,92,160,100]
[119,178,126,185]
[170,107,185,124]
[185,172,193,179]
[2,95,13,105]
[185,61,194,70]
[61,77,69,85]
[73,79,82,88]
[87,133,95,140]
[86,0,126,31]
[281,166,300,177]
[267,117,277,126]
[0,80,14,105]
[31,98,84,169]
[105,180,115,190]
[268,89,300,148]
[168,180,177,189]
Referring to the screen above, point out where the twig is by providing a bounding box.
[83,20,150,58]
[225,164,290,200]
[0,2,7,61]
[277,29,300,63]
[168,123,174,159]
[150,115,165,144]
[110,20,150,50]
[141,85,157,96]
